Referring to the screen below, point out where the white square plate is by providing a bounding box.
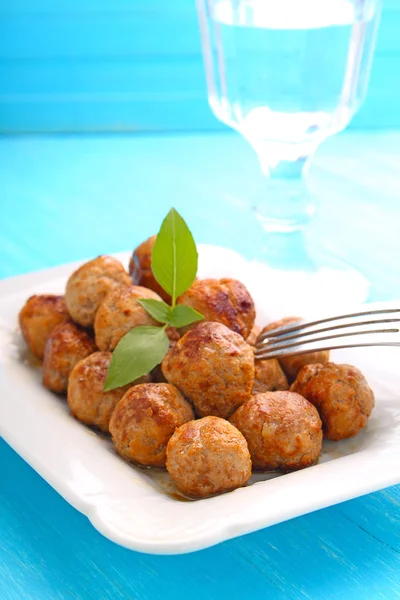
[0,246,399,555]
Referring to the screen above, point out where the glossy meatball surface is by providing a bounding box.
[261,317,330,382]
[109,383,194,467]
[42,322,96,393]
[67,352,151,432]
[162,321,254,419]
[65,255,131,327]
[177,278,255,339]
[166,416,252,498]
[290,362,375,440]
[94,285,162,351]
[129,235,170,302]
[253,358,289,394]
[230,391,322,471]
[19,294,70,360]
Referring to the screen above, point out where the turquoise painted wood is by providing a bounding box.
[0,1,399,132]
[1,130,400,599]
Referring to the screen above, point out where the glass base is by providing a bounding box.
[241,231,370,321]
[252,154,317,233]
[255,203,317,233]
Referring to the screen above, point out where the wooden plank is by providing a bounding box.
[1,94,399,133]
[0,8,397,59]
[0,61,206,102]
[0,12,200,60]
[1,0,398,15]
[0,51,395,96]
[0,0,189,15]
[0,51,398,132]
[0,2,398,133]
[0,97,218,133]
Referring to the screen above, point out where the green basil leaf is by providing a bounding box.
[137,298,172,324]
[169,304,204,328]
[151,207,198,305]
[104,326,169,391]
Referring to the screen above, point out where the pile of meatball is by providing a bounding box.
[19,236,375,499]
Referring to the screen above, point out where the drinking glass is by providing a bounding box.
[196,0,382,312]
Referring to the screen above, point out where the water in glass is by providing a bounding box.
[200,0,381,160]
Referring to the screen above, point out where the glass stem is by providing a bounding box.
[252,145,317,233]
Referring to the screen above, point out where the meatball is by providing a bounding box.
[129,235,170,302]
[65,255,131,327]
[230,391,322,471]
[166,416,252,498]
[109,383,194,467]
[94,285,163,352]
[246,324,261,346]
[253,358,289,394]
[43,322,96,393]
[290,362,375,441]
[177,278,255,339]
[261,317,330,382]
[67,352,151,432]
[19,294,70,360]
[162,321,254,419]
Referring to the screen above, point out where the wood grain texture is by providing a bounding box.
[0,131,400,599]
[0,9,397,59]
[0,54,399,133]
[0,1,399,132]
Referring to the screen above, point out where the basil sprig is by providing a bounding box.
[104,208,203,390]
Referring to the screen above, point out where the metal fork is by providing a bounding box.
[254,307,400,360]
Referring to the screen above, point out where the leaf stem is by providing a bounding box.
[172,216,177,307]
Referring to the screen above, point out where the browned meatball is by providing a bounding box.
[230,391,322,471]
[19,295,70,360]
[109,383,194,467]
[177,278,255,339]
[65,255,131,327]
[253,358,289,394]
[129,235,170,302]
[67,352,151,432]
[166,416,252,498]
[290,362,375,441]
[261,317,330,382]
[162,321,254,419]
[43,322,96,393]
[94,285,162,352]
[246,324,262,346]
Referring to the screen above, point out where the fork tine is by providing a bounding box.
[255,327,400,360]
[257,308,400,342]
[255,338,400,360]
[256,326,399,354]
[257,317,400,346]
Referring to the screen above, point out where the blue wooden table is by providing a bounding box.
[1,130,400,599]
